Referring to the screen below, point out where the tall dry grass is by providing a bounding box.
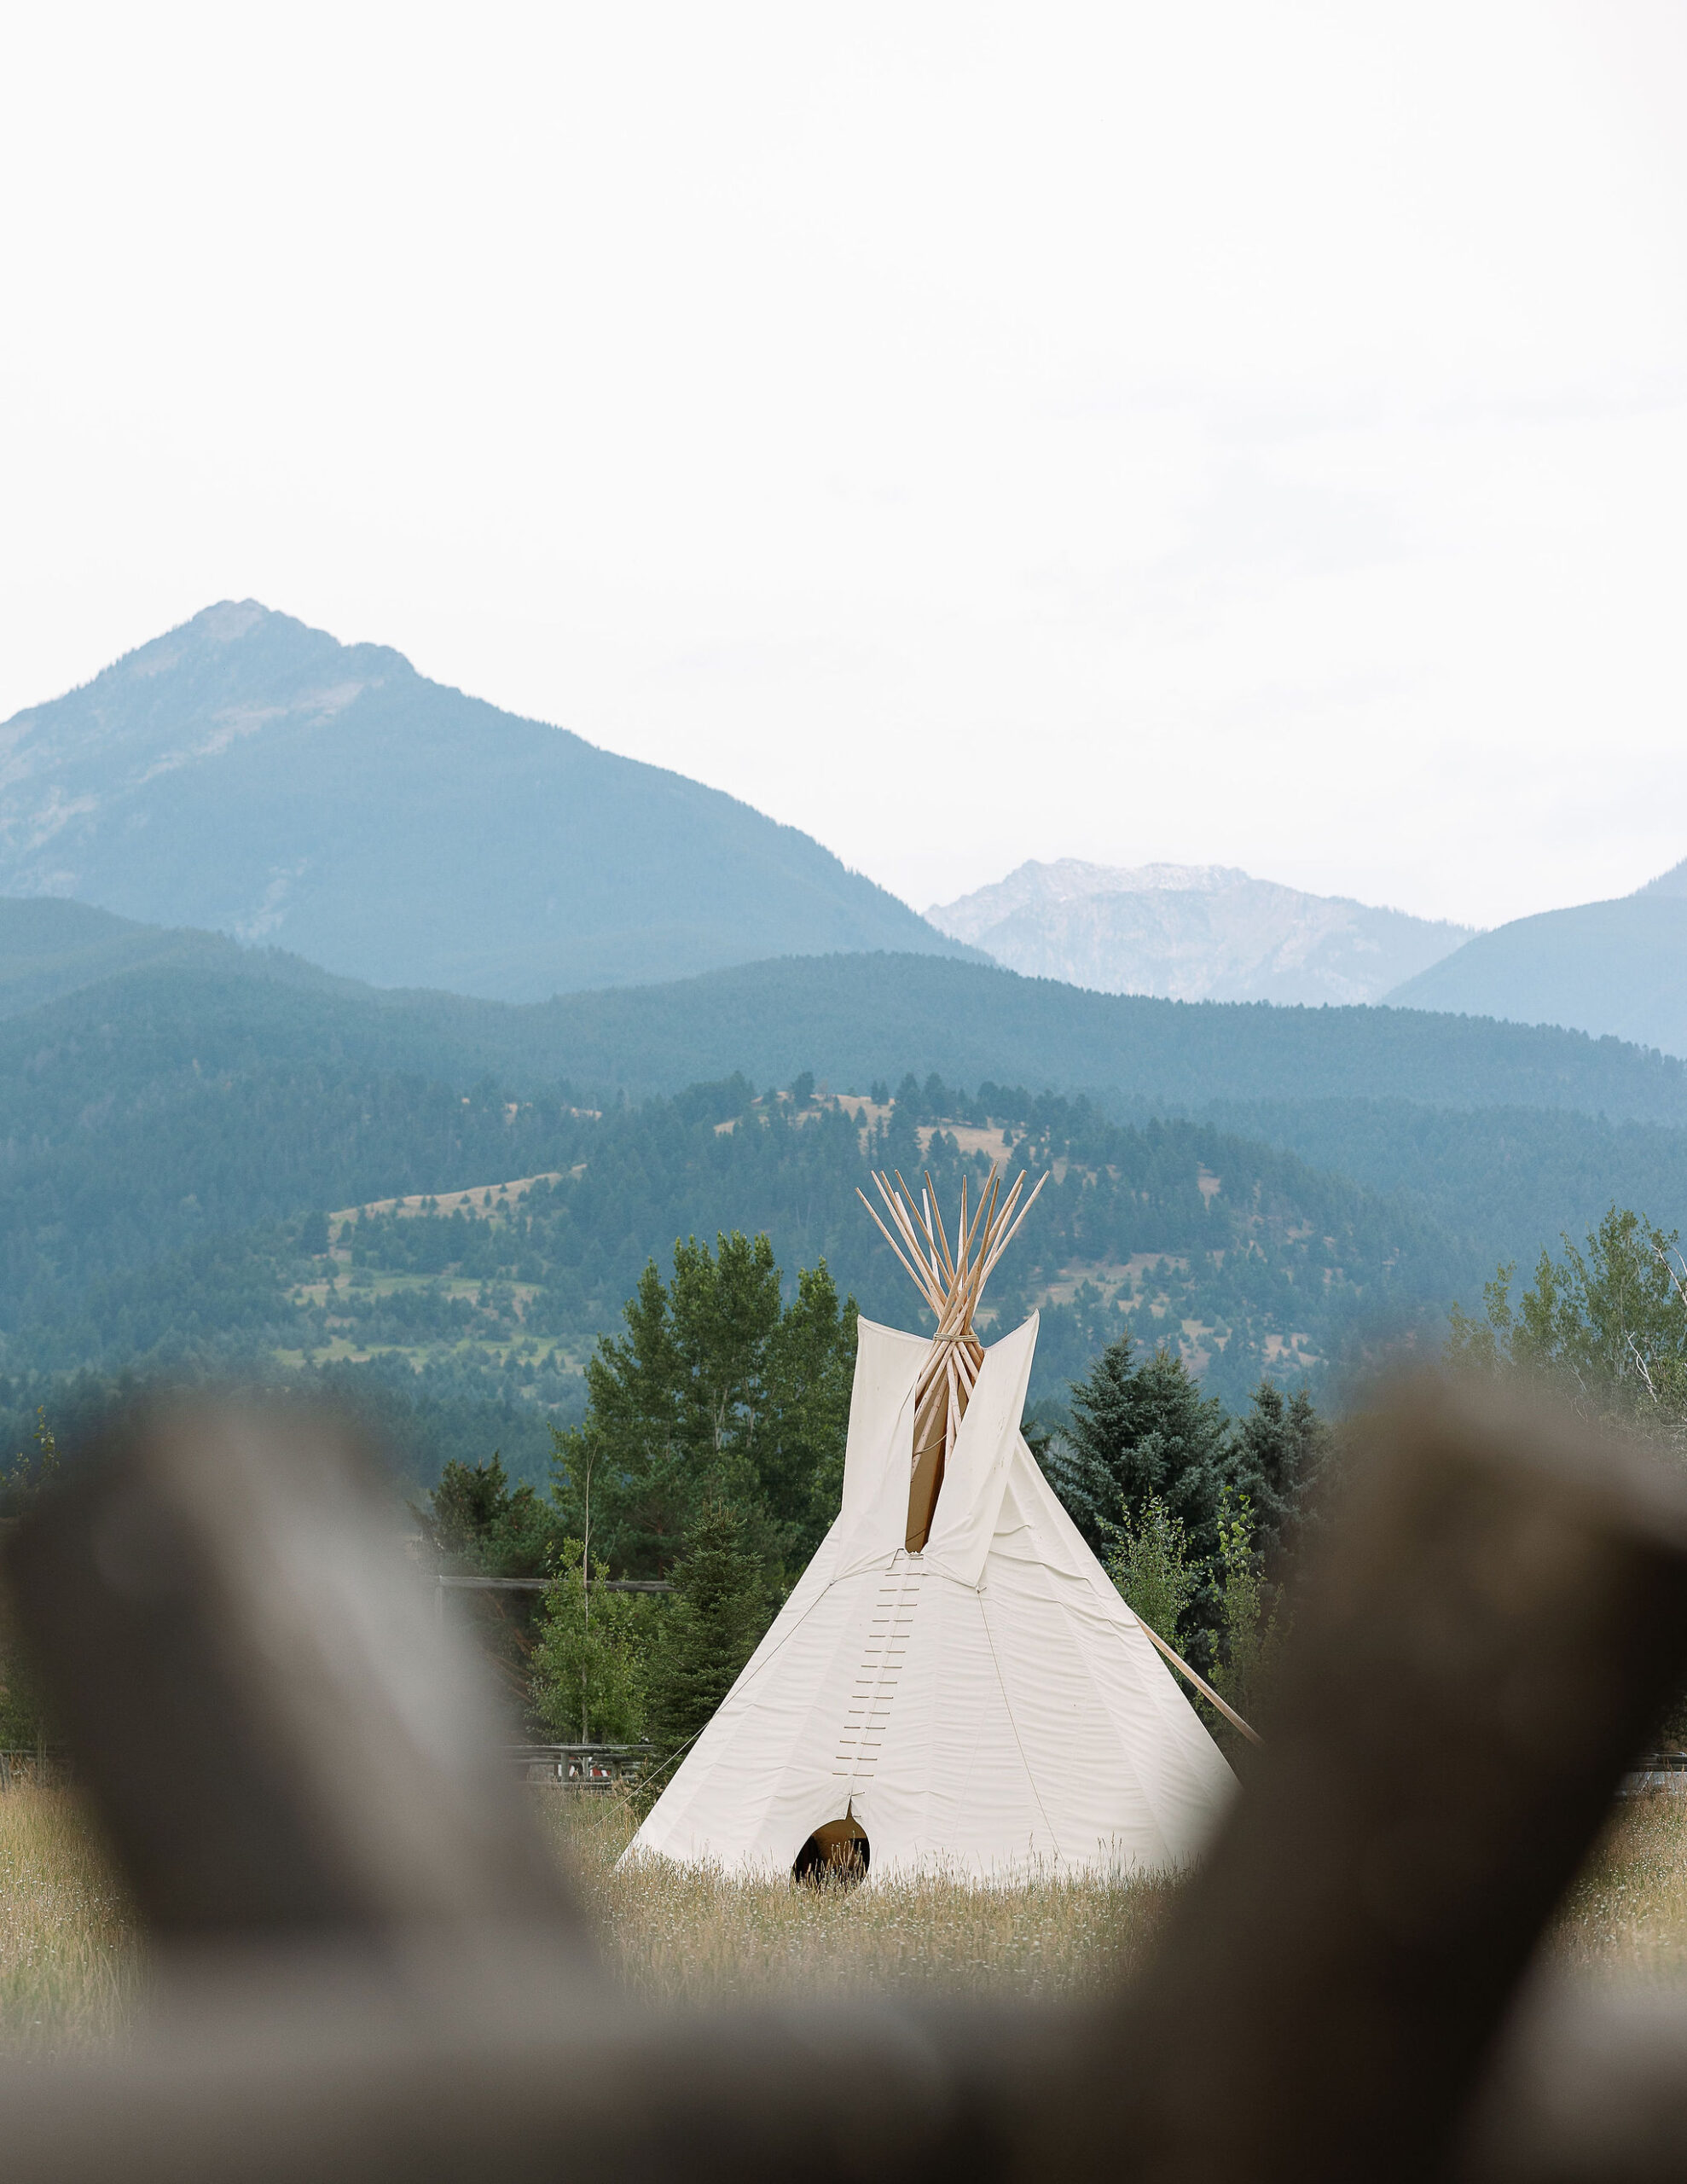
[1550,1791,1687,1983]
[539,1792,1180,2004]
[2,1784,1687,2045]
[0,1786,136,2050]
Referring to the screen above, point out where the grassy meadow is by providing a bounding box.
[0,1783,1685,2050]
[543,1793,1180,2006]
[0,1781,137,2049]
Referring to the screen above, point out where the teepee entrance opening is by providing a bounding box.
[792,1814,870,1886]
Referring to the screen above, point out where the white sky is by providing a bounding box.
[3,3,1684,929]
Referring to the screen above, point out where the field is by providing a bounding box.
[1,1786,1686,2050]
[548,1795,1179,2006]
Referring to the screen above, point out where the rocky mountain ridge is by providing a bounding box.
[0,603,970,1000]
[930,857,1470,1006]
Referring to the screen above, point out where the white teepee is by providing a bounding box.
[625,1170,1235,1884]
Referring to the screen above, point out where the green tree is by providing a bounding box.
[1230,1380,1328,1563]
[645,1500,770,1758]
[757,1262,859,1561]
[1057,1336,1232,1564]
[1448,1205,1687,1426]
[426,1452,557,1577]
[1447,1204,1687,1742]
[670,1229,784,1466]
[552,1234,856,1577]
[1103,1492,1198,1653]
[554,1258,688,1573]
[0,1410,56,1751]
[529,1540,658,1745]
[1,1408,59,1519]
[1209,1487,1273,1735]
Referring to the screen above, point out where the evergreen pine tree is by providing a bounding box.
[550,1234,856,1581]
[427,1452,555,1576]
[1053,1335,1234,1668]
[645,1501,770,1757]
[758,1262,859,1563]
[1056,1335,1232,1564]
[1230,1379,1328,1564]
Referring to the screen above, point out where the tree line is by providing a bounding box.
[434,1191,1687,1768]
[0,1066,1470,1469]
[425,1225,1333,1764]
[9,1194,1682,1762]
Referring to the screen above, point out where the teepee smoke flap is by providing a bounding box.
[857,1166,1046,1552]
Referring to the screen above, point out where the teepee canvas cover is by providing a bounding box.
[627,1173,1233,1883]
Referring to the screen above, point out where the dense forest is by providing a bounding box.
[1205,1098,1687,1273]
[9,923,1687,1119]
[0,1065,1468,1484]
[335,1072,1463,1397]
[9,916,1687,1493]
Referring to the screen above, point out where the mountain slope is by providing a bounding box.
[14,935,1687,1458]
[1386,879,1687,1058]
[930,857,1470,1004]
[511,952,1687,1119]
[0,602,969,999]
[1202,1095,1687,1286]
[0,1013,1469,1421]
[9,932,1687,1124]
[0,896,360,1019]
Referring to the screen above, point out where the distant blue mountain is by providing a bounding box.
[0,603,971,999]
[5,915,1685,1127]
[1386,860,1687,1058]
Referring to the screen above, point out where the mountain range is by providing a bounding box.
[1385,860,1687,1056]
[934,854,1687,1060]
[929,859,1471,1006]
[12,605,1685,1054]
[6,896,1686,1121]
[9,595,1687,1491]
[8,906,1687,1478]
[0,602,969,999]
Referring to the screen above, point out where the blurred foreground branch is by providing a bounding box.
[0,1383,1685,2181]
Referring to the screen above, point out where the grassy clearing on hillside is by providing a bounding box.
[1,1786,1686,2048]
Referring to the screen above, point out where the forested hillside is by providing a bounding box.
[333,1077,1462,1400]
[469,951,1687,1118]
[9,929,1687,1122]
[10,909,1687,1491]
[1204,1099,1687,1275]
[0,897,349,1019]
[0,1064,1465,1482]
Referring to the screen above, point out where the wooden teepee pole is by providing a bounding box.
[861,1164,1041,1552]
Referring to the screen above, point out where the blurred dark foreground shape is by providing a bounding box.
[3,1384,1687,2182]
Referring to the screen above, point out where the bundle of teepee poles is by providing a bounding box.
[857,1165,1046,1551]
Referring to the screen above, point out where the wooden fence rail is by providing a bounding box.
[507,1743,652,1786]
[2,1382,1686,2181]
[434,1575,674,1594]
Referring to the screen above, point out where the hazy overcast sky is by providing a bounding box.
[3,3,1684,926]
